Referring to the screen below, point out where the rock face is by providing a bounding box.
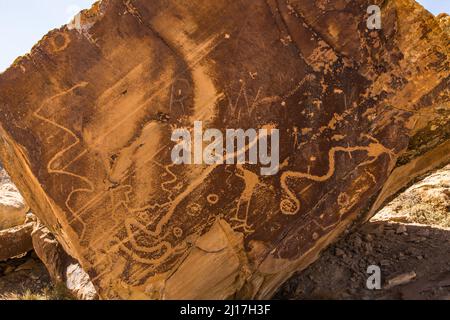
[0,0,448,299]
[438,13,450,35]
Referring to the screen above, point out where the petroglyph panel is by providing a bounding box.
[0,0,448,299]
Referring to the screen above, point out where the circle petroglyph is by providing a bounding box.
[207,194,219,205]
[338,192,350,207]
[173,227,183,238]
[280,198,300,215]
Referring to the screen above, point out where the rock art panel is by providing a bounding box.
[0,0,448,299]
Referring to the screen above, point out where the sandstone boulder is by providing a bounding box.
[0,222,33,262]
[0,0,448,299]
[0,168,29,230]
[374,165,450,228]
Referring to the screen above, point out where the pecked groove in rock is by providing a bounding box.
[0,0,448,299]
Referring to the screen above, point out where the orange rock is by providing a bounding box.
[0,0,447,299]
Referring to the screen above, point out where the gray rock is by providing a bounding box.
[396,225,407,234]
[0,168,29,230]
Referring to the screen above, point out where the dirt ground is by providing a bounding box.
[276,165,450,300]
[0,252,52,300]
[276,221,450,300]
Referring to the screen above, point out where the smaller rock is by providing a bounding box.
[343,254,353,264]
[65,263,98,300]
[348,288,358,295]
[0,178,29,230]
[353,236,363,248]
[362,223,384,236]
[15,259,36,272]
[363,242,373,255]
[386,230,395,236]
[396,225,407,234]
[408,236,427,243]
[416,229,431,237]
[32,220,98,300]
[335,248,345,257]
[406,248,421,256]
[4,265,15,275]
[30,274,39,280]
[373,224,385,235]
[380,259,391,266]
[0,222,34,261]
[385,271,417,289]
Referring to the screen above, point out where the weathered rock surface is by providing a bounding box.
[31,222,98,300]
[0,0,448,299]
[0,168,29,230]
[0,223,33,262]
[374,165,450,228]
[0,168,32,263]
[438,13,450,35]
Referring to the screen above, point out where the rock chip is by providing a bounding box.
[396,225,408,234]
